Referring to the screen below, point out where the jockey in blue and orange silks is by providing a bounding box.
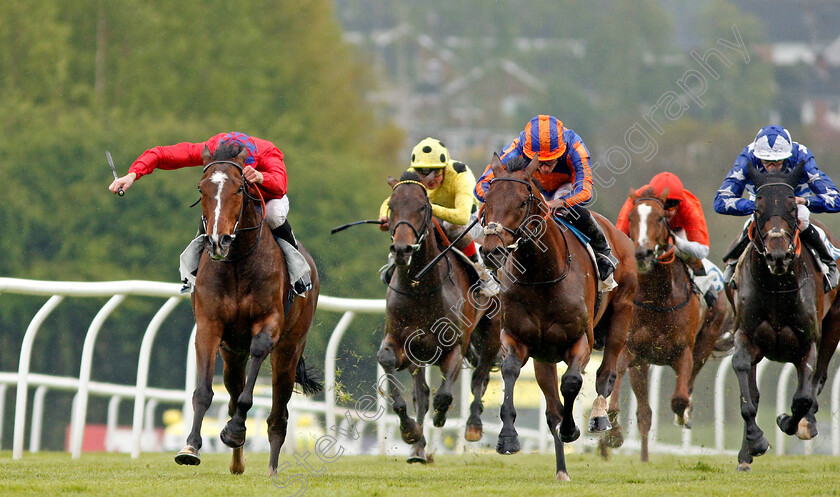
[475,114,618,280]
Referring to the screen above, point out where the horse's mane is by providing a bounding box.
[637,185,656,198]
[213,140,245,161]
[399,170,422,182]
[505,156,530,172]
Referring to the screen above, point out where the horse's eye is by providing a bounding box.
[197,186,202,193]
[519,200,528,209]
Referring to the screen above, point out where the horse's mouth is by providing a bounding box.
[635,258,656,274]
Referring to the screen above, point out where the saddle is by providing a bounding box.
[553,217,617,292]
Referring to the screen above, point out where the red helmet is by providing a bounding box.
[521,115,566,161]
[648,172,684,201]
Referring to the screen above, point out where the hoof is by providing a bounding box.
[496,435,521,455]
[406,445,427,464]
[737,462,751,472]
[220,423,246,449]
[432,409,448,428]
[587,415,611,433]
[796,418,818,440]
[175,446,201,466]
[748,436,769,457]
[399,420,422,445]
[555,471,571,482]
[776,414,797,436]
[465,424,483,442]
[559,425,580,443]
[602,428,624,449]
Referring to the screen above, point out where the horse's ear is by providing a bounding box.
[658,187,669,204]
[490,152,504,177]
[746,162,763,187]
[524,154,541,178]
[234,146,248,166]
[787,160,805,187]
[628,187,638,202]
[201,145,212,165]
[387,176,398,188]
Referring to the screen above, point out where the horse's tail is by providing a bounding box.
[295,356,323,396]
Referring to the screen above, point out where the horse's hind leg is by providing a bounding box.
[267,347,298,475]
[592,298,633,431]
[732,334,767,471]
[432,346,463,428]
[600,346,630,457]
[407,363,429,464]
[175,329,221,466]
[533,361,569,481]
[777,342,818,437]
[221,349,249,474]
[221,331,273,450]
[670,346,693,427]
[628,362,652,462]
[465,317,499,442]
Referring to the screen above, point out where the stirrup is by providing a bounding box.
[824,264,839,292]
[722,261,736,286]
[292,274,312,296]
[179,282,193,295]
[476,265,500,297]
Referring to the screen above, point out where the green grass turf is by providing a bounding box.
[1,451,839,497]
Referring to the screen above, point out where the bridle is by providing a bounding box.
[750,182,798,257]
[389,180,432,252]
[199,160,266,262]
[633,196,676,262]
[481,176,572,286]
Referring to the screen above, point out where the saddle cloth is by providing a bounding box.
[554,217,617,292]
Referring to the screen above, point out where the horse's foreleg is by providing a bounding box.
[628,362,651,462]
[496,338,527,455]
[267,348,297,475]
[671,346,693,427]
[377,339,421,445]
[732,333,767,470]
[777,342,818,437]
[221,331,273,450]
[175,330,221,466]
[432,347,463,428]
[465,321,498,442]
[221,350,248,474]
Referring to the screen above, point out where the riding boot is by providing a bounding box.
[721,228,751,287]
[180,220,206,294]
[380,253,395,285]
[469,252,500,297]
[703,290,717,308]
[271,220,311,295]
[567,206,618,281]
[800,224,839,292]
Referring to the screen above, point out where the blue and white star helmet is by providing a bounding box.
[752,125,793,161]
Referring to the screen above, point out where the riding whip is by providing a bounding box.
[330,219,384,234]
[414,215,480,280]
[105,150,124,196]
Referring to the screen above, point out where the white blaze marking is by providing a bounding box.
[210,171,228,238]
[635,204,652,246]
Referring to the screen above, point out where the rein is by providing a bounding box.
[201,160,267,262]
[483,176,572,286]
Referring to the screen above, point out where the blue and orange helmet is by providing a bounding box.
[520,115,566,161]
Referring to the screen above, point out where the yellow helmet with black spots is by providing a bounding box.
[410,137,450,170]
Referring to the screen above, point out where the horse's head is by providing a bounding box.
[479,153,544,270]
[749,161,804,275]
[627,186,672,273]
[198,143,251,260]
[387,171,432,266]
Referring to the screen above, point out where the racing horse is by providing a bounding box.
[730,162,840,471]
[480,154,637,481]
[174,142,321,475]
[599,186,729,462]
[377,171,501,464]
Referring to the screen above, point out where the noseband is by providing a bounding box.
[481,177,544,251]
[389,180,432,251]
[750,182,798,257]
[200,160,266,261]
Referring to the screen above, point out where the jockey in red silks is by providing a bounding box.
[475,114,618,280]
[108,132,311,296]
[615,172,725,306]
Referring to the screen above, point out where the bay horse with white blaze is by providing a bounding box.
[599,186,729,461]
[730,162,840,471]
[377,172,501,463]
[174,143,321,475]
[480,154,637,481]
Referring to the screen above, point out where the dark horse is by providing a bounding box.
[730,162,840,471]
[480,154,637,481]
[599,186,729,461]
[174,143,321,475]
[377,172,501,463]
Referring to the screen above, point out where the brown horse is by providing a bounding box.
[599,187,729,461]
[174,143,321,475]
[480,154,636,481]
[730,163,840,471]
[376,171,501,464]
